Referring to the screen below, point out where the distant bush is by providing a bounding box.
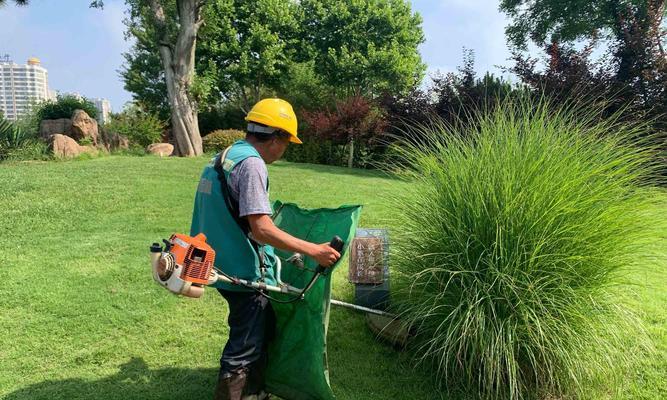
[13,105,42,139]
[5,140,50,161]
[202,129,246,153]
[378,86,435,141]
[105,105,165,148]
[283,131,335,165]
[37,94,98,120]
[198,104,246,136]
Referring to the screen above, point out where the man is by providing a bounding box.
[190,98,341,400]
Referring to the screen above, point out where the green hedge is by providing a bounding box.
[283,134,334,165]
[202,129,246,153]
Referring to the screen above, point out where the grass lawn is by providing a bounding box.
[0,155,665,399]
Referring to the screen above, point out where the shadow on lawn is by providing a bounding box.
[4,358,219,400]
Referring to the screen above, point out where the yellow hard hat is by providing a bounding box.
[245,98,302,144]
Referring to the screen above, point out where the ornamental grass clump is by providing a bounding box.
[387,99,664,399]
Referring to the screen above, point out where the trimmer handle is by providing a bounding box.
[329,235,344,252]
[290,236,345,299]
[315,236,344,274]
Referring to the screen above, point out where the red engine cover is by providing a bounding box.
[169,233,216,285]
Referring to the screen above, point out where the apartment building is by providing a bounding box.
[0,56,54,120]
[92,97,112,125]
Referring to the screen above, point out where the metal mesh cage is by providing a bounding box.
[348,228,389,284]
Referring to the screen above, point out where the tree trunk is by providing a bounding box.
[150,0,204,156]
[347,138,354,168]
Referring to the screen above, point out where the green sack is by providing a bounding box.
[266,201,362,400]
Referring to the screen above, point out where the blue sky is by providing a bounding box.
[0,0,526,112]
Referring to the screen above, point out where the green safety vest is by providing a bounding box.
[190,140,277,291]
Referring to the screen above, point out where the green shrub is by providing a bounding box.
[202,129,246,153]
[283,137,382,168]
[4,140,50,161]
[36,94,98,120]
[13,104,42,138]
[387,99,664,399]
[283,130,372,167]
[283,131,332,164]
[198,104,246,136]
[105,105,165,148]
[0,118,44,161]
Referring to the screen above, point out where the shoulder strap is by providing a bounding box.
[214,147,266,271]
[214,147,250,235]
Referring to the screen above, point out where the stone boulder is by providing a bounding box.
[49,134,103,158]
[71,109,99,145]
[101,131,130,151]
[50,134,83,158]
[146,143,174,157]
[40,118,72,140]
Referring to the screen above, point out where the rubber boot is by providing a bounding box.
[241,357,269,400]
[214,368,247,400]
[243,352,267,396]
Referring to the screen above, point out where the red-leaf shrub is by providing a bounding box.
[290,95,388,168]
[301,95,387,146]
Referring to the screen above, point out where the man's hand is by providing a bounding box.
[309,243,341,268]
[248,214,341,267]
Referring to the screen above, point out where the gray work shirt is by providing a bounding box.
[228,156,272,217]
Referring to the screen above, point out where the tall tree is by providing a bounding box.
[124,0,205,156]
[500,0,665,50]
[501,0,666,174]
[123,0,301,117]
[120,24,170,121]
[197,0,300,112]
[123,0,425,115]
[299,0,426,98]
[508,41,614,102]
[500,1,666,92]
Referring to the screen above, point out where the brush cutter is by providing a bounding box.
[149,232,344,301]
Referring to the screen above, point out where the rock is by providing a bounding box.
[50,134,82,158]
[146,143,174,157]
[70,109,99,146]
[40,118,72,140]
[117,135,129,150]
[102,131,129,151]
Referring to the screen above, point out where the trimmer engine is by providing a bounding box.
[150,233,216,298]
